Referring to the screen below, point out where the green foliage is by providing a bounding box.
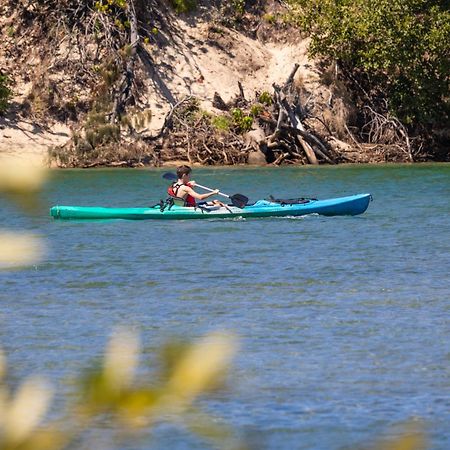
[94,0,129,31]
[100,62,119,87]
[94,0,127,14]
[120,108,152,130]
[249,104,263,117]
[85,124,120,148]
[169,0,197,14]
[232,108,253,131]
[218,0,247,26]
[289,0,450,126]
[262,13,277,24]
[231,0,246,15]
[83,111,120,149]
[0,74,12,115]
[212,115,232,132]
[241,116,253,131]
[258,91,273,106]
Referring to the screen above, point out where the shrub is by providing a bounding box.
[258,91,273,106]
[231,0,246,15]
[212,115,232,132]
[169,0,197,13]
[288,0,450,127]
[232,108,253,131]
[0,74,12,114]
[250,104,264,117]
[263,13,276,24]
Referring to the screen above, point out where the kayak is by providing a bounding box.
[51,194,372,220]
[50,193,372,220]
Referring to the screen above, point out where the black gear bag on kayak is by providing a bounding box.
[267,195,316,205]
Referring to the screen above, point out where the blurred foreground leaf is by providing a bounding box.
[72,330,241,447]
[1,378,52,446]
[1,330,240,449]
[0,155,48,213]
[0,327,431,450]
[371,422,426,450]
[0,156,48,195]
[0,232,44,269]
[166,332,237,403]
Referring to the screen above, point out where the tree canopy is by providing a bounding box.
[289,0,450,128]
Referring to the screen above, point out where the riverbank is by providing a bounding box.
[0,114,70,163]
[1,2,322,166]
[1,2,447,166]
[0,110,444,168]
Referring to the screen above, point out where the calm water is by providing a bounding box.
[1,164,449,449]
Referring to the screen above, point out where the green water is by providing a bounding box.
[1,164,449,449]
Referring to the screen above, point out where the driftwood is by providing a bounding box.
[141,63,415,166]
[213,92,228,110]
[277,84,318,164]
[144,66,341,166]
[362,106,413,162]
[151,97,247,165]
[261,64,336,165]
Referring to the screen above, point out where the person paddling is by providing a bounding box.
[167,165,221,207]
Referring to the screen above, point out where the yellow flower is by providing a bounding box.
[1,377,52,446]
[104,328,140,390]
[0,155,48,195]
[167,332,237,403]
[0,232,45,269]
[373,422,426,450]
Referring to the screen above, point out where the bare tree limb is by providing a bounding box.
[111,0,139,124]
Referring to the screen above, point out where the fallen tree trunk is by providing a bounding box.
[266,64,335,165]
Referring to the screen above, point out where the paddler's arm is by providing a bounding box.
[183,185,219,201]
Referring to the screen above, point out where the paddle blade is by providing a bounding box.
[230,194,248,208]
[162,172,177,180]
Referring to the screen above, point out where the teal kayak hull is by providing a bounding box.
[50,194,372,220]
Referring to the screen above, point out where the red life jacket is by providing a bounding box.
[167,182,196,207]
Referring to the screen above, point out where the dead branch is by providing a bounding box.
[273,79,319,164]
[111,0,139,124]
[149,96,193,141]
[284,63,300,88]
[362,106,413,161]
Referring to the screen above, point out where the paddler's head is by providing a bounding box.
[176,165,192,183]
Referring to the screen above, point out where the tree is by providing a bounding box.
[289,0,450,128]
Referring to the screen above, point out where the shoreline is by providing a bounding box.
[44,161,450,170]
[0,115,70,166]
[1,117,447,168]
